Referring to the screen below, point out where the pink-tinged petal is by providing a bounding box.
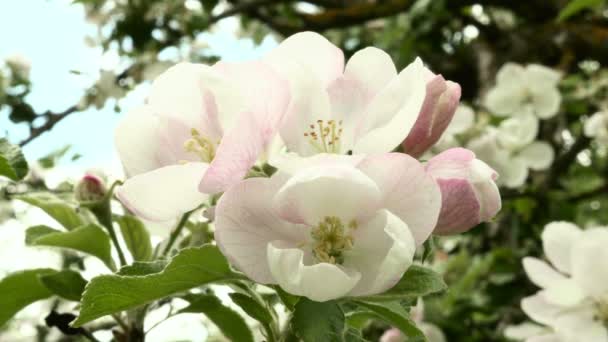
[522,257,567,289]
[344,210,416,296]
[114,105,162,177]
[357,153,441,245]
[266,31,344,87]
[432,178,481,235]
[402,78,462,157]
[267,242,361,302]
[426,148,501,234]
[148,62,213,130]
[353,58,427,154]
[214,174,307,284]
[380,328,403,342]
[155,116,198,165]
[273,164,382,226]
[199,61,291,193]
[344,47,397,98]
[116,162,209,222]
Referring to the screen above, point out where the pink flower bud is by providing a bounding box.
[75,174,107,202]
[380,328,404,342]
[426,148,501,235]
[402,69,461,157]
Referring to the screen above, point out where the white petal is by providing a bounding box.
[498,156,529,188]
[266,31,344,87]
[497,114,539,150]
[528,334,563,342]
[115,105,161,177]
[267,242,361,302]
[344,210,416,296]
[522,257,567,289]
[542,279,585,307]
[357,153,442,245]
[570,228,608,300]
[542,222,582,274]
[531,87,561,119]
[446,104,475,134]
[353,58,427,154]
[554,306,608,342]
[344,47,397,98]
[214,174,307,284]
[518,142,555,171]
[268,152,364,175]
[497,63,527,85]
[521,292,563,326]
[525,64,561,86]
[273,164,382,226]
[116,162,209,221]
[504,322,549,340]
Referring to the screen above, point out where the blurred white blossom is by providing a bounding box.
[485,63,561,119]
[584,110,608,145]
[510,222,608,342]
[5,52,31,80]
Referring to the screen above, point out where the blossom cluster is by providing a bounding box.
[506,222,608,342]
[114,32,501,302]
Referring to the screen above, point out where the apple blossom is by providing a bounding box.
[485,63,561,119]
[5,53,31,80]
[214,153,441,302]
[584,110,608,145]
[114,61,290,221]
[426,148,501,234]
[467,114,554,188]
[263,32,460,164]
[514,222,608,342]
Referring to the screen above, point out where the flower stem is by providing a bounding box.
[161,210,193,258]
[88,181,127,267]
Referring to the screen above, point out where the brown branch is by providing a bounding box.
[568,183,608,202]
[18,105,79,147]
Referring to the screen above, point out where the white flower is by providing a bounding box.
[486,63,561,119]
[467,116,554,188]
[432,104,475,152]
[214,153,441,302]
[516,222,608,342]
[584,111,608,146]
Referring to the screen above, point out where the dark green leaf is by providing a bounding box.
[115,215,152,261]
[72,245,235,326]
[557,0,604,21]
[355,301,426,342]
[117,261,167,276]
[16,193,85,230]
[25,224,114,270]
[0,138,28,181]
[0,269,56,326]
[292,298,345,342]
[357,265,446,302]
[39,270,87,301]
[274,285,300,310]
[229,292,273,325]
[180,294,254,342]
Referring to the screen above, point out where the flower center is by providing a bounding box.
[183,128,216,163]
[310,216,356,265]
[304,119,343,154]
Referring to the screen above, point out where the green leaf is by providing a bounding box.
[357,265,446,302]
[557,0,604,21]
[274,285,300,310]
[39,270,87,301]
[229,292,273,325]
[355,301,426,342]
[25,224,115,270]
[72,245,235,326]
[180,294,254,342]
[292,298,345,342]
[0,138,28,181]
[38,145,70,169]
[115,215,152,261]
[15,193,85,230]
[117,261,167,276]
[0,269,56,326]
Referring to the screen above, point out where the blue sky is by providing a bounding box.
[0,0,278,170]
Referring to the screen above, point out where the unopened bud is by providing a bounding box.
[75,174,107,202]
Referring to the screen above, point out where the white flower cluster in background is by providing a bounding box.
[584,110,608,146]
[505,222,608,342]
